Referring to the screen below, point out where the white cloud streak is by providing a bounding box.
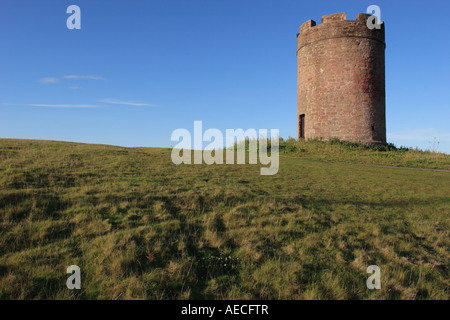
[39,77,60,84]
[99,98,154,106]
[63,75,105,80]
[27,104,101,108]
[389,128,450,142]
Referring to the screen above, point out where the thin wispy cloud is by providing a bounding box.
[69,86,82,90]
[389,128,450,142]
[27,104,101,108]
[63,75,105,80]
[99,98,154,106]
[38,75,104,84]
[39,77,60,84]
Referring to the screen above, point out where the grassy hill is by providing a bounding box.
[0,138,448,299]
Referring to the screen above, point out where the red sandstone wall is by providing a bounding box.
[297,13,386,144]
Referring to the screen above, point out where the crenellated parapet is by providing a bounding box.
[297,13,385,53]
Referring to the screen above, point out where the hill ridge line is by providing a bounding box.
[279,155,450,172]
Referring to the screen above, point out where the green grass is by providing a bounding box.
[279,137,450,170]
[0,138,449,300]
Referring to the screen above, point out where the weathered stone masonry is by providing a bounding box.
[297,13,386,144]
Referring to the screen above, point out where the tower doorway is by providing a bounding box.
[299,114,305,139]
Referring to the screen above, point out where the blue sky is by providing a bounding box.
[0,0,449,153]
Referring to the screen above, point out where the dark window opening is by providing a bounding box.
[371,125,375,132]
[299,114,305,139]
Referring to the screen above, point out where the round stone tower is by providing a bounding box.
[297,12,386,144]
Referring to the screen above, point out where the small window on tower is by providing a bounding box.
[300,114,305,139]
